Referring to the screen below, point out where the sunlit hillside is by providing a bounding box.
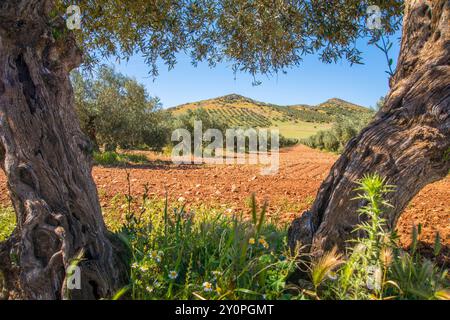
[169,94,374,140]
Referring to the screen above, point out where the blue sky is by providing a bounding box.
[108,33,401,109]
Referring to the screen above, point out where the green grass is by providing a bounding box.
[171,95,371,143]
[107,193,301,300]
[272,121,332,140]
[0,175,448,300]
[109,174,449,300]
[0,206,15,242]
[93,151,150,166]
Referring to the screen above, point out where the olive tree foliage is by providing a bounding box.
[175,109,229,136]
[56,0,403,79]
[72,66,172,151]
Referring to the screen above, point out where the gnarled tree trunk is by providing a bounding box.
[0,1,128,299]
[288,0,450,255]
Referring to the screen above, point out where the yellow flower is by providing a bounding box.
[203,281,213,292]
[140,265,149,272]
[150,250,162,262]
[259,238,269,249]
[248,238,256,245]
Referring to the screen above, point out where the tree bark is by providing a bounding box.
[288,0,450,255]
[0,1,129,299]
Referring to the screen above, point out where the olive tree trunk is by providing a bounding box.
[288,0,450,254]
[0,1,128,299]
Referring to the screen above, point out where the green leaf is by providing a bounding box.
[433,232,442,256]
[112,285,131,300]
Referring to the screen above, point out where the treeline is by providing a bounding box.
[301,114,373,153]
[72,66,296,155]
[277,107,333,123]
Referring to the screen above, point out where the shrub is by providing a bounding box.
[0,206,15,242]
[389,224,449,300]
[301,114,373,153]
[278,135,298,148]
[327,174,449,300]
[93,151,150,166]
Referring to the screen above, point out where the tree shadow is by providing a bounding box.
[96,159,205,171]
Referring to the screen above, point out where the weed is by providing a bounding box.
[93,151,149,166]
[0,206,15,242]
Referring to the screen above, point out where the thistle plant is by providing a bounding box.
[330,174,449,300]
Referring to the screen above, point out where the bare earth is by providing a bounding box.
[0,145,448,260]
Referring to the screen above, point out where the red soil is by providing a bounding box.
[0,145,448,261]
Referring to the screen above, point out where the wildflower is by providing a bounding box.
[328,271,338,281]
[146,286,153,293]
[248,237,256,245]
[140,265,149,272]
[168,270,178,280]
[177,197,185,203]
[150,251,161,263]
[259,238,269,249]
[203,282,213,292]
[131,262,139,269]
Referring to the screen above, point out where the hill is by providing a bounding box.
[169,94,374,140]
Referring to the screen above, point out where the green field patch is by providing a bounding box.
[272,121,333,140]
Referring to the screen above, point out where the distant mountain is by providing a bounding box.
[169,94,373,129]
